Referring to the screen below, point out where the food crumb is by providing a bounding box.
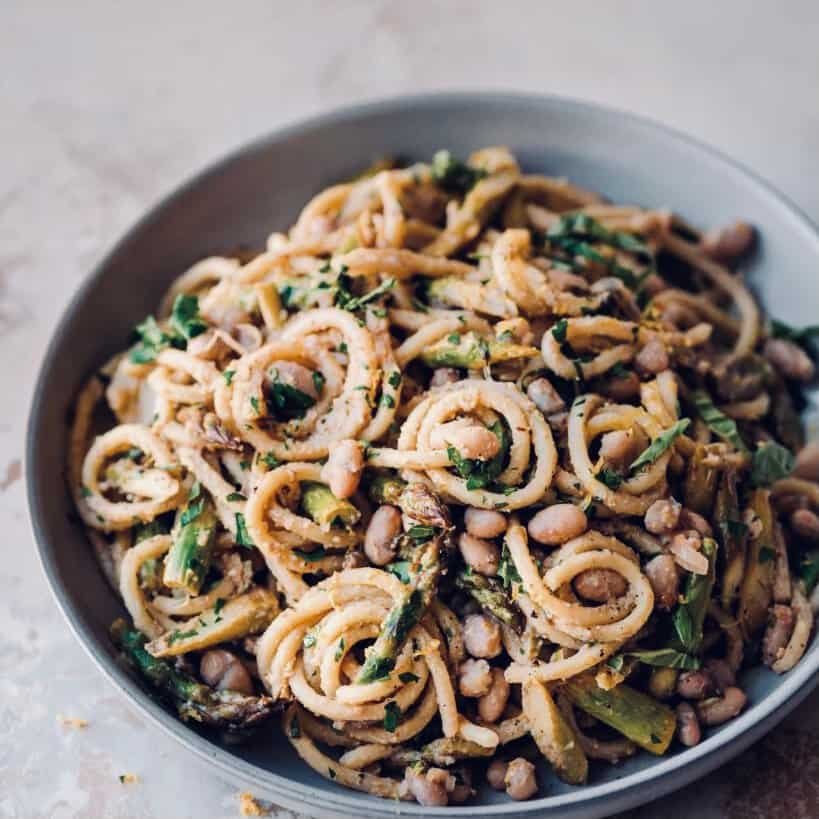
[239,791,269,816]
[118,773,139,784]
[57,714,89,729]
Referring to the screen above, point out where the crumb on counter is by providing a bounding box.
[57,714,89,729]
[119,773,139,784]
[239,791,269,816]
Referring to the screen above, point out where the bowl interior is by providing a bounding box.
[28,94,819,819]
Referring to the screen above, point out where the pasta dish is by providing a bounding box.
[68,147,818,806]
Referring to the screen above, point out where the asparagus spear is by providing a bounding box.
[163,496,217,595]
[455,569,522,630]
[111,619,275,732]
[426,277,517,319]
[738,489,776,639]
[683,443,718,517]
[420,331,538,370]
[390,736,494,767]
[300,481,360,527]
[357,484,449,684]
[715,469,747,610]
[671,537,717,654]
[523,678,588,785]
[562,676,676,755]
[368,473,407,506]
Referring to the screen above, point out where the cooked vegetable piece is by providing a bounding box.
[163,497,217,594]
[738,489,776,638]
[455,570,523,630]
[715,469,747,609]
[672,537,717,654]
[300,481,361,527]
[421,331,538,369]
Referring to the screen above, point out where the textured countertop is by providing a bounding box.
[3,2,819,817]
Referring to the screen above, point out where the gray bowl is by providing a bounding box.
[27,93,819,819]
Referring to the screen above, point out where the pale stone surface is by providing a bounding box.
[2,1,819,816]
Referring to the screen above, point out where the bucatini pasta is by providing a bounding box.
[68,147,819,806]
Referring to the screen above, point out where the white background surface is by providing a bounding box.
[3,2,819,817]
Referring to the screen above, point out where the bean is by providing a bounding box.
[363,505,402,566]
[458,532,500,576]
[794,442,819,482]
[448,767,473,803]
[320,439,363,499]
[457,658,493,697]
[679,508,713,537]
[430,367,461,388]
[598,369,641,402]
[635,339,669,377]
[644,498,682,535]
[701,221,755,262]
[762,604,795,667]
[269,360,320,400]
[342,550,368,570]
[677,670,714,700]
[462,613,503,659]
[527,504,588,546]
[199,650,254,696]
[696,687,747,726]
[599,428,647,470]
[486,758,508,791]
[504,757,538,801]
[526,377,566,416]
[573,569,627,603]
[477,668,510,723]
[464,507,508,539]
[704,659,736,692]
[405,767,450,807]
[676,703,701,746]
[790,508,819,541]
[763,338,815,383]
[439,423,500,461]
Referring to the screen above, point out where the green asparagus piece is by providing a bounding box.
[562,676,676,754]
[111,619,275,732]
[420,330,538,370]
[368,474,407,506]
[715,469,747,610]
[671,537,717,654]
[738,489,776,639]
[455,569,522,630]
[138,557,165,593]
[163,497,217,595]
[300,481,360,527]
[134,517,170,543]
[390,736,494,767]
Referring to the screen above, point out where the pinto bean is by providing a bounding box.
[598,369,641,402]
[696,687,747,726]
[527,504,588,546]
[458,532,500,576]
[364,505,402,566]
[320,439,363,499]
[635,339,669,377]
[701,221,755,262]
[572,569,627,603]
[526,377,566,416]
[763,338,815,383]
[644,554,680,609]
[676,702,702,747]
[464,507,508,539]
[458,658,493,697]
[679,508,713,537]
[504,758,538,801]
[463,614,503,659]
[269,360,320,400]
[405,767,450,807]
[677,670,715,700]
[794,442,819,482]
[762,604,796,667]
[477,668,510,723]
[430,367,461,387]
[790,508,819,541]
[703,659,736,692]
[487,758,508,791]
[199,650,254,695]
[599,428,647,470]
[644,498,682,534]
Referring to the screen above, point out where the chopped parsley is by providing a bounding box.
[430,150,487,194]
[382,701,402,732]
[234,512,255,548]
[750,442,794,487]
[170,293,207,340]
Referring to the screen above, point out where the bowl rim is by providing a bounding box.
[26,90,819,818]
